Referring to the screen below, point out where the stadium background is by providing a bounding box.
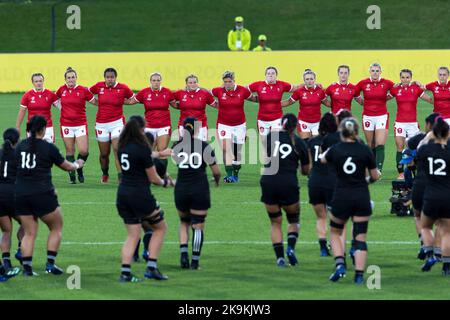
[1,0,450,299]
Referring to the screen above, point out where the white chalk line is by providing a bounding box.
[62,240,419,246]
[60,201,393,205]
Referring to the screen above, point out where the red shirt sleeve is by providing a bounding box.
[167,89,175,102]
[417,85,424,97]
[319,88,326,100]
[173,90,182,101]
[135,89,144,103]
[55,86,63,98]
[211,87,220,98]
[205,91,215,105]
[83,87,94,101]
[425,82,434,91]
[354,80,363,96]
[325,85,333,96]
[89,83,99,94]
[390,86,398,97]
[290,90,300,101]
[282,81,292,92]
[242,86,252,99]
[20,92,29,107]
[123,85,134,99]
[385,79,394,90]
[248,82,259,93]
[49,91,59,103]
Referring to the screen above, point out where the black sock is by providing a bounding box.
[396,151,403,174]
[434,247,442,260]
[2,252,11,267]
[121,264,131,277]
[17,241,21,251]
[273,242,284,260]
[0,263,4,275]
[319,238,327,250]
[355,269,364,277]
[191,229,204,261]
[102,167,109,176]
[335,256,345,267]
[143,231,153,253]
[66,155,76,178]
[232,164,241,177]
[47,250,57,265]
[23,256,32,273]
[443,256,450,269]
[77,154,88,175]
[134,239,140,258]
[287,232,298,249]
[180,244,188,255]
[418,233,423,246]
[147,258,157,271]
[423,246,434,258]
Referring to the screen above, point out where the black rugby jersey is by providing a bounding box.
[15,138,65,196]
[307,132,340,188]
[416,142,450,200]
[173,138,216,184]
[0,148,17,185]
[407,132,426,183]
[263,131,309,176]
[118,143,154,187]
[325,141,376,189]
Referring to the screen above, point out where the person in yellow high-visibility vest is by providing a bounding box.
[227,16,251,51]
[253,34,272,51]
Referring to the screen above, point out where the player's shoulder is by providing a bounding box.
[211,86,222,96]
[117,82,131,90]
[308,134,322,146]
[356,78,370,86]
[426,81,437,89]
[93,81,105,88]
[382,78,394,86]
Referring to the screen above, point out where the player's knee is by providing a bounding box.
[330,220,344,230]
[191,214,206,225]
[352,221,369,239]
[286,212,300,224]
[267,211,282,223]
[143,209,165,225]
[353,239,368,251]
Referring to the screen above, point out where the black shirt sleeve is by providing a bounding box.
[295,137,310,166]
[325,145,335,163]
[142,146,154,169]
[49,143,65,166]
[202,142,217,166]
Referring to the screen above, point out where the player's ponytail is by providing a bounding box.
[26,115,47,154]
[340,117,359,141]
[281,113,297,135]
[1,128,19,170]
[182,117,197,141]
[432,116,449,141]
[303,69,316,79]
[318,112,338,136]
[119,115,149,149]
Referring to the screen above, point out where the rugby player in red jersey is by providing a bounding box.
[390,69,432,179]
[56,67,97,184]
[248,67,297,136]
[173,74,217,142]
[324,65,358,115]
[16,73,59,143]
[211,71,257,183]
[425,67,450,123]
[282,69,326,139]
[89,68,135,183]
[355,63,394,171]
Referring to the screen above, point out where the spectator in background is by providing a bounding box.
[253,35,272,51]
[227,16,251,51]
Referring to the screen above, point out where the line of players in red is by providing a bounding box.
[15,65,450,184]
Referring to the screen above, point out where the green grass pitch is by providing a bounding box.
[0,92,449,299]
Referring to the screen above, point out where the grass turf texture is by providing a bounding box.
[1,92,449,299]
[0,0,449,52]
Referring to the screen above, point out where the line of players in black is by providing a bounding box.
[0,108,448,283]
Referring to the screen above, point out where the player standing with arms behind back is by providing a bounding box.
[321,118,380,284]
[15,116,85,276]
[90,68,135,183]
[16,73,59,143]
[425,67,450,123]
[56,67,97,184]
[324,65,358,115]
[416,117,450,275]
[355,63,394,171]
[173,118,221,270]
[260,113,310,267]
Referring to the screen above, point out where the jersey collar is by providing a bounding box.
[265,80,277,85]
[370,77,382,83]
[151,86,163,93]
[187,88,200,93]
[33,88,45,93]
[226,84,237,92]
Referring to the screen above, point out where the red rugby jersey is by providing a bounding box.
[355,78,394,116]
[390,83,424,122]
[248,80,292,121]
[20,89,58,127]
[89,82,134,123]
[211,85,251,126]
[325,82,357,114]
[56,84,94,126]
[426,81,450,118]
[290,85,325,123]
[135,87,174,128]
[173,88,215,127]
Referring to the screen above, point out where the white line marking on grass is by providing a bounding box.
[61,201,394,205]
[61,240,419,246]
